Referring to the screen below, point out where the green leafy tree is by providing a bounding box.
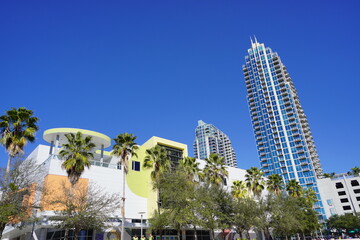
[231,180,248,199]
[0,107,39,183]
[348,166,360,177]
[47,183,120,240]
[266,174,284,195]
[194,183,231,240]
[155,169,196,240]
[203,153,228,186]
[111,133,138,240]
[0,158,44,239]
[148,211,169,239]
[245,167,265,198]
[286,180,303,198]
[327,213,360,235]
[255,195,275,240]
[59,132,95,188]
[231,197,258,240]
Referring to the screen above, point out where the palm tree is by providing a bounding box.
[0,107,39,184]
[266,174,284,195]
[286,179,303,198]
[143,145,171,184]
[323,172,336,179]
[203,153,228,185]
[58,131,95,240]
[245,167,265,199]
[59,132,95,187]
[303,187,318,207]
[143,145,171,240]
[111,133,138,240]
[231,180,248,199]
[348,167,360,177]
[179,156,200,182]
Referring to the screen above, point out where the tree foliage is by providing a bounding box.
[59,132,95,187]
[47,182,120,240]
[327,214,360,234]
[0,158,44,239]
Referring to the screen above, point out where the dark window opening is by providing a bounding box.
[340,198,349,203]
[354,189,360,194]
[356,196,360,201]
[132,161,140,171]
[336,182,344,189]
[351,180,360,187]
[338,191,346,196]
[343,205,351,210]
[131,219,146,223]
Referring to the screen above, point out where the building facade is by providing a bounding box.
[3,127,248,240]
[193,120,237,167]
[318,174,360,218]
[242,39,325,219]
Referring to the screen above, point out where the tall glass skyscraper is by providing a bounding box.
[242,38,325,219]
[193,120,237,167]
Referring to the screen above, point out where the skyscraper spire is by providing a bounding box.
[250,36,253,45]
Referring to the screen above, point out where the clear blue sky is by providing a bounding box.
[0,0,359,174]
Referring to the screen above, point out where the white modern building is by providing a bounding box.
[318,174,360,218]
[193,120,237,168]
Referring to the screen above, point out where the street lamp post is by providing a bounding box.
[138,211,146,237]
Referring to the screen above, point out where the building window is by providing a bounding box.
[351,180,360,187]
[336,182,344,189]
[326,199,333,206]
[340,198,349,203]
[132,161,140,171]
[354,189,360,194]
[158,144,183,165]
[131,219,146,223]
[343,205,351,210]
[338,191,346,196]
[357,196,360,201]
[330,208,336,215]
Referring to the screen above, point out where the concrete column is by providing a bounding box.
[53,135,60,158]
[49,141,54,155]
[100,144,104,167]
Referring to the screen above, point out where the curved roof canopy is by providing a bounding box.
[43,128,111,148]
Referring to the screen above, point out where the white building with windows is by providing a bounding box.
[318,174,360,218]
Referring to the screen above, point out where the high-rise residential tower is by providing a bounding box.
[193,120,237,167]
[242,38,325,219]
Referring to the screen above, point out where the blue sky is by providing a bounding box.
[0,0,359,174]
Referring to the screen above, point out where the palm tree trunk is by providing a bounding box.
[121,167,126,240]
[5,155,12,185]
